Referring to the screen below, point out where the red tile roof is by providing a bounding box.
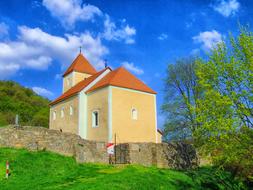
[63,53,97,77]
[50,68,108,106]
[86,67,156,94]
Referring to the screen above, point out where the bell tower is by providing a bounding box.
[62,53,97,93]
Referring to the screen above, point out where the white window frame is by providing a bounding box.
[70,105,73,116]
[92,110,99,128]
[53,111,56,120]
[61,108,64,118]
[132,108,138,120]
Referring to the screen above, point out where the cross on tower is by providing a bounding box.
[104,59,108,68]
[79,46,82,54]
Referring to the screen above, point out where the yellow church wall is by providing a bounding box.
[111,87,157,143]
[74,72,91,83]
[49,95,79,134]
[86,88,109,142]
[63,72,92,93]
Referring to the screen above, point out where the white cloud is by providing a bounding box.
[19,26,109,68]
[0,25,108,79]
[102,15,136,44]
[122,61,144,75]
[0,22,9,38]
[0,64,20,79]
[42,0,102,28]
[25,56,52,70]
[32,86,53,98]
[43,0,136,44]
[212,0,240,17]
[193,30,222,51]
[0,40,53,79]
[158,33,168,40]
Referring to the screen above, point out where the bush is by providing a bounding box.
[187,166,247,190]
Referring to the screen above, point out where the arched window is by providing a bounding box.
[92,110,99,127]
[132,108,138,120]
[61,108,64,118]
[53,111,56,120]
[70,106,73,115]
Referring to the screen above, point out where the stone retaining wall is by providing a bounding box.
[0,126,108,163]
[0,126,199,169]
[115,142,199,169]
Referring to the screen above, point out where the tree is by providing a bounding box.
[195,27,253,180]
[0,80,50,127]
[162,57,200,141]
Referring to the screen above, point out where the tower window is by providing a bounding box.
[53,111,56,120]
[61,108,64,118]
[92,110,99,127]
[67,78,72,87]
[132,108,138,120]
[70,106,73,115]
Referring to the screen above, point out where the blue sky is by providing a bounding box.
[0,0,252,129]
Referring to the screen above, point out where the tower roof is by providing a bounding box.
[86,67,156,94]
[63,53,97,77]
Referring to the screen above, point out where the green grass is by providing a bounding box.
[0,148,246,190]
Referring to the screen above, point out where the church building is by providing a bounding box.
[49,53,162,143]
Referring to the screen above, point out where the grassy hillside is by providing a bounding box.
[0,81,49,127]
[0,148,246,190]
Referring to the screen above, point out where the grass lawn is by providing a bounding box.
[0,148,246,190]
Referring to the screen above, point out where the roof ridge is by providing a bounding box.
[62,54,80,76]
[86,66,156,94]
[107,67,122,82]
[71,53,80,66]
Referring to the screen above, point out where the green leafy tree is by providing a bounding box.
[195,27,253,180]
[162,57,200,141]
[0,81,50,127]
[31,108,49,127]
